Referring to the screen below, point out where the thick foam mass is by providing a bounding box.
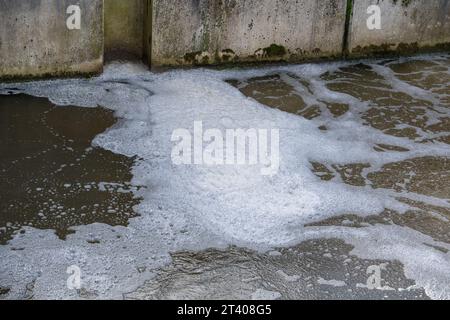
[1,56,449,299]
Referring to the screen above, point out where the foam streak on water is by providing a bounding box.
[0,55,449,299]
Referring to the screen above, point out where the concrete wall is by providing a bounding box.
[349,0,450,57]
[104,0,144,60]
[150,0,348,67]
[0,0,103,80]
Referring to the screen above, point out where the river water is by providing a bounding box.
[0,54,449,299]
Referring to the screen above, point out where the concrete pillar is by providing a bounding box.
[0,0,103,80]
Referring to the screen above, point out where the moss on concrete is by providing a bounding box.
[343,0,354,55]
[218,49,237,62]
[352,43,396,56]
[0,0,103,80]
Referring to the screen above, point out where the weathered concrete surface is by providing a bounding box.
[349,0,450,57]
[0,0,103,80]
[104,0,144,60]
[150,0,347,67]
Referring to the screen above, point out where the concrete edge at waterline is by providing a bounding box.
[0,0,449,80]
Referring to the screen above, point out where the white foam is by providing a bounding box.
[0,56,449,299]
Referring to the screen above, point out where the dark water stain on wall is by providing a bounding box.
[0,94,141,244]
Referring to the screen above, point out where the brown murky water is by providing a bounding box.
[0,94,140,244]
[0,56,449,300]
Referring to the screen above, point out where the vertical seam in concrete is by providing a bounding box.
[149,0,153,68]
[343,0,354,58]
[310,0,319,51]
[142,0,146,64]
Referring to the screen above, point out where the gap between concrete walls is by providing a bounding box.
[343,0,354,57]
